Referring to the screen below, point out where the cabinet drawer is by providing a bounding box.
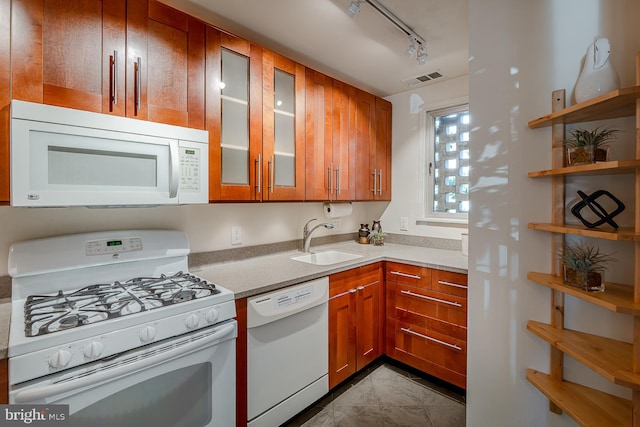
[387,282,467,328]
[431,270,468,298]
[386,317,466,388]
[330,262,382,297]
[386,262,431,289]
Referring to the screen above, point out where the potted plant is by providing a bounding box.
[558,242,613,292]
[370,231,386,246]
[564,127,619,165]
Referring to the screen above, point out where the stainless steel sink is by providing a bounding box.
[291,250,363,266]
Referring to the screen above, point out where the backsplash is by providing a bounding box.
[0,233,461,299]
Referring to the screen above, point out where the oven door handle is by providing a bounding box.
[13,322,236,404]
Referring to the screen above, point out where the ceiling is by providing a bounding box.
[160,0,469,97]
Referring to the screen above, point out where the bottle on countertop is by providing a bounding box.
[358,224,370,244]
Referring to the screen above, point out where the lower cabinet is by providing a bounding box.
[385,262,468,389]
[0,358,7,404]
[328,262,384,389]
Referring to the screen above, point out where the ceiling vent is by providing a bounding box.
[402,71,444,87]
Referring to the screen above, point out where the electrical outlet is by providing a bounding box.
[231,226,242,245]
[332,219,341,232]
[400,216,409,231]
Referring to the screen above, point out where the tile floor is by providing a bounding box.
[283,360,466,427]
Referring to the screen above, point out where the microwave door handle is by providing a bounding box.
[169,140,179,199]
[12,322,236,404]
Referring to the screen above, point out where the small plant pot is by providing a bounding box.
[563,265,605,292]
[566,146,594,166]
[372,237,384,246]
[593,146,609,162]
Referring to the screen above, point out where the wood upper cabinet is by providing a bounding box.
[329,262,384,389]
[127,0,205,128]
[206,27,263,201]
[305,72,357,201]
[374,97,392,201]
[11,0,126,114]
[354,91,392,201]
[262,50,306,201]
[11,0,204,128]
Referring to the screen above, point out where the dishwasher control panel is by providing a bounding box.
[274,285,313,310]
[247,277,329,328]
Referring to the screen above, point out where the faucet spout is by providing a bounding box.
[303,218,334,252]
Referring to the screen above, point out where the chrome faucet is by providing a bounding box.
[303,218,334,252]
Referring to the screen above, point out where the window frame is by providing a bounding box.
[424,103,470,225]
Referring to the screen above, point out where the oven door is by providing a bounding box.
[10,321,236,427]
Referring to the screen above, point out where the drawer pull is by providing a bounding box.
[357,286,365,291]
[390,271,421,280]
[400,290,462,307]
[437,280,468,289]
[401,327,462,351]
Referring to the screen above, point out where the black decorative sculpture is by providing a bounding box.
[571,190,625,229]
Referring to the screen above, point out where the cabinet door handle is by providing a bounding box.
[378,169,383,195]
[255,154,261,194]
[400,290,462,307]
[372,169,377,194]
[400,327,462,351]
[390,271,421,280]
[349,288,357,293]
[357,286,364,291]
[268,156,274,193]
[336,166,341,196]
[437,280,468,289]
[134,57,142,114]
[328,164,333,197]
[110,50,117,109]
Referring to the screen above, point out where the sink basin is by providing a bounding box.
[291,250,363,266]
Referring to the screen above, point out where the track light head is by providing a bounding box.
[417,45,428,65]
[405,36,417,57]
[347,1,361,18]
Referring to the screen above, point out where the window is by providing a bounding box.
[426,104,470,222]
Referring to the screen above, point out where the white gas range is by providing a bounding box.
[7,230,236,427]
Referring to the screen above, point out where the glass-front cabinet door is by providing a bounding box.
[262,50,305,201]
[206,28,263,201]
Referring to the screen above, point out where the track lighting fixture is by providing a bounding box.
[405,36,417,57]
[417,45,428,65]
[346,0,428,65]
[347,1,361,18]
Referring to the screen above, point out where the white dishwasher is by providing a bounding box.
[247,277,329,427]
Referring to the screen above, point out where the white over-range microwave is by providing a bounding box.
[10,100,209,207]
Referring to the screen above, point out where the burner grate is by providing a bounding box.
[24,272,220,337]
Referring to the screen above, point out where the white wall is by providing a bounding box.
[0,202,386,277]
[381,75,469,240]
[468,1,640,426]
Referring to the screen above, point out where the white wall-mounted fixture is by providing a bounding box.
[347,0,428,65]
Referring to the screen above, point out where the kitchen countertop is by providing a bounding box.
[194,241,468,299]
[0,241,467,361]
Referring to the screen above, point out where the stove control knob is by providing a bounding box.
[49,349,72,369]
[205,309,219,324]
[83,341,104,359]
[139,325,157,343]
[185,313,200,330]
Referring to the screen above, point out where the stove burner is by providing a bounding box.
[24,271,220,337]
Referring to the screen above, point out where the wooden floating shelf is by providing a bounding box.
[527,223,640,241]
[528,86,640,129]
[528,160,640,178]
[527,272,640,315]
[528,320,640,389]
[526,369,631,426]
